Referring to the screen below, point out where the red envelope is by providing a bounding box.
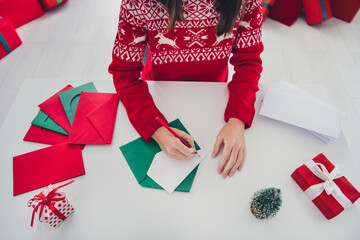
[13,143,85,196]
[68,92,119,144]
[39,85,73,133]
[23,124,69,145]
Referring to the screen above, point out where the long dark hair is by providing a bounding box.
[159,0,244,36]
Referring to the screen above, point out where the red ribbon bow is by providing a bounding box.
[28,180,74,227]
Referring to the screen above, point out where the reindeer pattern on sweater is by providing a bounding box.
[113,0,263,65]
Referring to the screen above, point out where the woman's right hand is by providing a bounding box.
[151,126,196,160]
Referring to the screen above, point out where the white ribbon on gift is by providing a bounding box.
[304,160,352,209]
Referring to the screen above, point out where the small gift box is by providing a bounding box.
[0,0,44,28]
[330,0,360,23]
[291,154,360,220]
[0,17,22,60]
[303,0,333,25]
[28,180,74,227]
[269,0,302,26]
[262,0,276,19]
[40,0,68,11]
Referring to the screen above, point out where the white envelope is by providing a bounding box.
[259,83,346,140]
[271,82,347,142]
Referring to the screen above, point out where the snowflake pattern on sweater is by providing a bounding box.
[113,0,263,65]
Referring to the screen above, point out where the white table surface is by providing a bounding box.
[0,78,359,240]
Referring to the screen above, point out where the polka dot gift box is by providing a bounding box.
[27,180,74,228]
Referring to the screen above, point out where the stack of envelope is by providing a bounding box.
[14,82,119,196]
[24,82,119,146]
[259,82,347,143]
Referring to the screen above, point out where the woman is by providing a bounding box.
[109,0,263,178]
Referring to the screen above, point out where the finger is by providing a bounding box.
[222,147,239,178]
[168,148,188,161]
[212,135,222,158]
[173,128,196,149]
[230,149,242,177]
[238,147,246,171]
[173,138,195,158]
[217,143,232,175]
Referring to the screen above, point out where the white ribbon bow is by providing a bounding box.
[304,160,352,209]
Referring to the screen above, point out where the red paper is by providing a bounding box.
[39,85,73,133]
[291,153,360,220]
[0,0,44,28]
[68,92,119,144]
[23,125,69,145]
[0,17,22,59]
[13,143,85,196]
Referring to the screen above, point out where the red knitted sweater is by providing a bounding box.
[109,0,264,141]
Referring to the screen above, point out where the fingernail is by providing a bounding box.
[211,152,215,158]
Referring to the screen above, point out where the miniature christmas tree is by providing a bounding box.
[250,188,282,220]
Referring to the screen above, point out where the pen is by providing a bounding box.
[156,117,198,155]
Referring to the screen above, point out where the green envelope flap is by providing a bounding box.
[58,82,97,126]
[119,119,200,192]
[31,110,68,135]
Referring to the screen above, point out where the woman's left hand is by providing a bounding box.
[212,118,246,178]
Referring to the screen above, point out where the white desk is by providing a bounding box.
[0,78,359,239]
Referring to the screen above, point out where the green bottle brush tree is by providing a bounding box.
[250,188,282,219]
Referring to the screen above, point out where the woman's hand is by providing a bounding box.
[152,126,196,160]
[212,118,246,178]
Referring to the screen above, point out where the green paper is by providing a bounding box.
[120,119,200,192]
[31,110,69,135]
[58,82,97,126]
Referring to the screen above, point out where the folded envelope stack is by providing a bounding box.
[259,82,347,143]
[15,82,119,196]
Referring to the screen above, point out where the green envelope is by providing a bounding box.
[31,110,69,135]
[120,119,200,192]
[58,82,97,126]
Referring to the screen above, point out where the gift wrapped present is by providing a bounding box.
[27,180,74,227]
[291,153,360,220]
[330,0,360,23]
[303,0,333,25]
[0,17,22,60]
[0,0,44,28]
[268,0,302,26]
[40,0,68,11]
[262,0,276,19]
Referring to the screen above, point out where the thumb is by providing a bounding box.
[212,136,222,158]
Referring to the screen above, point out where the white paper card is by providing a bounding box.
[147,149,207,194]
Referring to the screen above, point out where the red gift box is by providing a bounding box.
[303,0,333,25]
[262,0,276,19]
[28,181,74,227]
[40,0,68,11]
[0,0,44,28]
[0,17,22,60]
[291,153,360,220]
[269,0,302,26]
[330,0,360,23]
